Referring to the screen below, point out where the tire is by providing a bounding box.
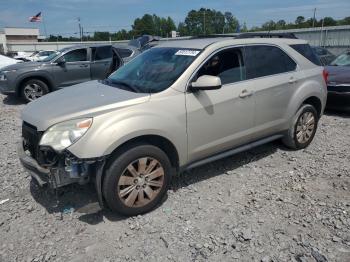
[282,104,319,150]
[21,79,49,103]
[103,144,173,216]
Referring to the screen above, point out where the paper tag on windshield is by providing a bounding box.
[175,50,200,56]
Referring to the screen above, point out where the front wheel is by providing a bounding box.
[21,79,49,103]
[282,104,319,150]
[103,144,173,216]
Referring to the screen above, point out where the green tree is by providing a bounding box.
[322,17,337,26]
[338,16,350,25]
[295,16,305,26]
[261,20,276,31]
[224,12,239,33]
[93,31,110,41]
[276,20,287,30]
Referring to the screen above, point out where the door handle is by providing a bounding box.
[239,89,253,98]
[288,77,297,84]
[79,64,88,68]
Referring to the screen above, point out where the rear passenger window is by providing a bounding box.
[291,44,321,66]
[197,48,246,85]
[94,46,112,61]
[245,45,297,79]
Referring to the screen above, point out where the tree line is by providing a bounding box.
[47,8,350,42]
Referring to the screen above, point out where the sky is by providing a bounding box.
[0,0,350,36]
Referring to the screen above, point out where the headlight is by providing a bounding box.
[39,118,92,151]
[0,73,6,81]
[0,70,17,81]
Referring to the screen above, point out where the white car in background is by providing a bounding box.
[13,51,35,61]
[27,50,56,61]
[0,54,20,69]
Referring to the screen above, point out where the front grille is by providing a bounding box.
[22,122,42,161]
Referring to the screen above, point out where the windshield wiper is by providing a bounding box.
[107,79,139,93]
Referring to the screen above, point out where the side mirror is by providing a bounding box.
[190,75,222,91]
[56,56,66,66]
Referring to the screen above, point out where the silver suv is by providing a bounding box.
[19,35,327,216]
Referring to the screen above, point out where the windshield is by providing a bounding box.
[107,47,200,93]
[40,51,61,62]
[330,52,350,66]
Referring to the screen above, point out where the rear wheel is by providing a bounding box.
[103,144,173,216]
[282,104,319,149]
[21,79,49,102]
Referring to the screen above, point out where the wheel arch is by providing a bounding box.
[16,75,53,96]
[301,96,322,118]
[106,134,180,170]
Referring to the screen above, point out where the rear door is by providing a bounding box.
[52,48,90,88]
[90,46,113,79]
[244,45,298,138]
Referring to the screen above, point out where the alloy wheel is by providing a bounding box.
[117,157,165,208]
[296,111,315,144]
[23,83,43,101]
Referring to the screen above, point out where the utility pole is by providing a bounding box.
[312,8,316,28]
[203,10,206,35]
[77,17,82,42]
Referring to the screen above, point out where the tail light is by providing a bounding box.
[322,69,329,85]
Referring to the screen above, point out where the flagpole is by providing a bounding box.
[41,13,48,41]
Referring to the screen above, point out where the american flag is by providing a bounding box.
[29,12,42,22]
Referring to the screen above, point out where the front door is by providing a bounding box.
[52,48,91,88]
[186,47,255,163]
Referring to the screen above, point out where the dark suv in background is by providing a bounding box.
[0,44,138,102]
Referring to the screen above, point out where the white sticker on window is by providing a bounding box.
[175,50,200,56]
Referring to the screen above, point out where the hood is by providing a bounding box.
[0,61,48,71]
[21,80,150,131]
[325,66,350,85]
[0,55,19,69]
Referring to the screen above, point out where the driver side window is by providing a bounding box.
[197,48,246,85]
[63,49,87,62]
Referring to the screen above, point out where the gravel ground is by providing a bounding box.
[0,93,349,262]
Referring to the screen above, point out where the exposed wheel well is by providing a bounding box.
[108,135,180,170]
[17,76,52,96]
[302,96,322,118]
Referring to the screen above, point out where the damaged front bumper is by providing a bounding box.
[18,140,95,189]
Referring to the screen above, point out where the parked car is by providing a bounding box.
[27,50,56,62]
[325,50,350,111]
[0,54,20,69]
[13,51,36,62]
[0,44,139,102]
[128,35,160,52]
[19,35,327,216]
[311,46,336,66]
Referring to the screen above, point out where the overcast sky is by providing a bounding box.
[1,0,350,36]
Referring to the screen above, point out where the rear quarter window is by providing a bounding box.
[290,44,321,66]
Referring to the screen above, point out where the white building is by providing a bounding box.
[0,27,40,54]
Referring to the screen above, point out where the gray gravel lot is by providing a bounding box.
[0,93,349,262]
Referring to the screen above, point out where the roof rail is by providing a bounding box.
[235,33,298,39]
[191,34,236,39]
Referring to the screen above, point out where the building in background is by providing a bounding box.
[0,27,40,54]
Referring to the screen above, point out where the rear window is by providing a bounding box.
[290,44,321,66]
